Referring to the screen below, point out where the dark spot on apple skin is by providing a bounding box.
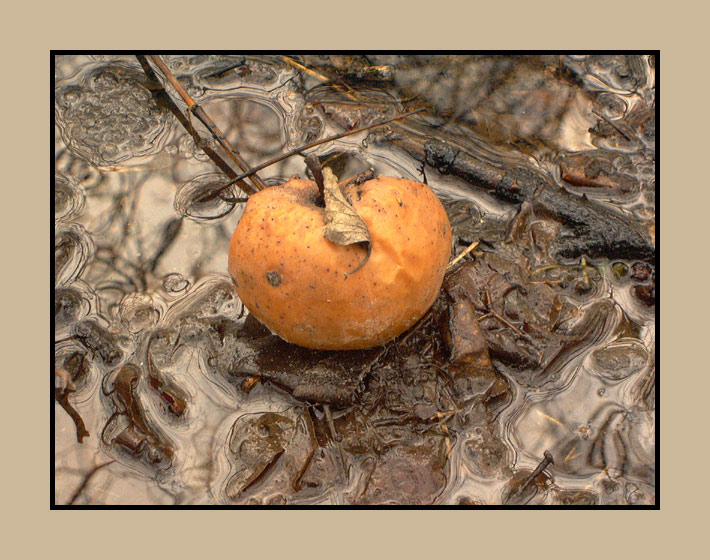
[266,271,282,287]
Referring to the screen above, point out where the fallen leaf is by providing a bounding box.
[321,167,371,276]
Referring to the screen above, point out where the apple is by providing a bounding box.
[228,174,452,350]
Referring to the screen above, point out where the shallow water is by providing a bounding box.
[54,54,655,505]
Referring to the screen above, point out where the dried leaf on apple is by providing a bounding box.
[321,167,371,276]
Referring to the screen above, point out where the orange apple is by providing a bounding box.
[228,175,451,350]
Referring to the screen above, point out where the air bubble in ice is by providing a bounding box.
[163,273,189,293]
[55,64,173,167]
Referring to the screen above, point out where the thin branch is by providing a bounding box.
[281,55,363,103]
[517,450,554,495]
[222,108,425,191]
[446,240,479,271]
[135,55,255,194]
[144,55,267,192]
[67,460,116,505]
[591,108,633,142]
[483,289,533,342]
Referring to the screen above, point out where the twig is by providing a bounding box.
[135,55,254,194]
[517,450,554,495]
[143,55,267,192]
[292,410,318,492]
[484,289,528,339]
[591,108,633,142]
[222,108,425,191]
[564,445,580,463]
[323,404,341,442]
[238,448,285,496]
[67,460,115,505]
[281,55,363,103]
[446,240,479,271]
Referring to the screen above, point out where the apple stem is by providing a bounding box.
[304,155,326,207]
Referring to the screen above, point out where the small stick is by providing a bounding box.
[446,241,479,271]
[135,55,254,194]
[281,55,362,103]
[291,447,317,492]
[323,404,341,442]
[564,446,581,463]
[67,460,115,505]
[484,289,529,340]
[591,108,633,142]
[204,60,245,79]
[518,450,554,495]
[145,55,267,192]
[222,108,425,191]
[537,411,565,428]
[238,449,285,495]
[292,410,319,492]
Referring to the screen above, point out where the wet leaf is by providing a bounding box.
[351,437,448,505]
[55,369,90,443]
[321,167,371,275]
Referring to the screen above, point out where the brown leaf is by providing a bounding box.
[322,167,371,276]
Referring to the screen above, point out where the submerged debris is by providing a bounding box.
[55,368,90,443]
